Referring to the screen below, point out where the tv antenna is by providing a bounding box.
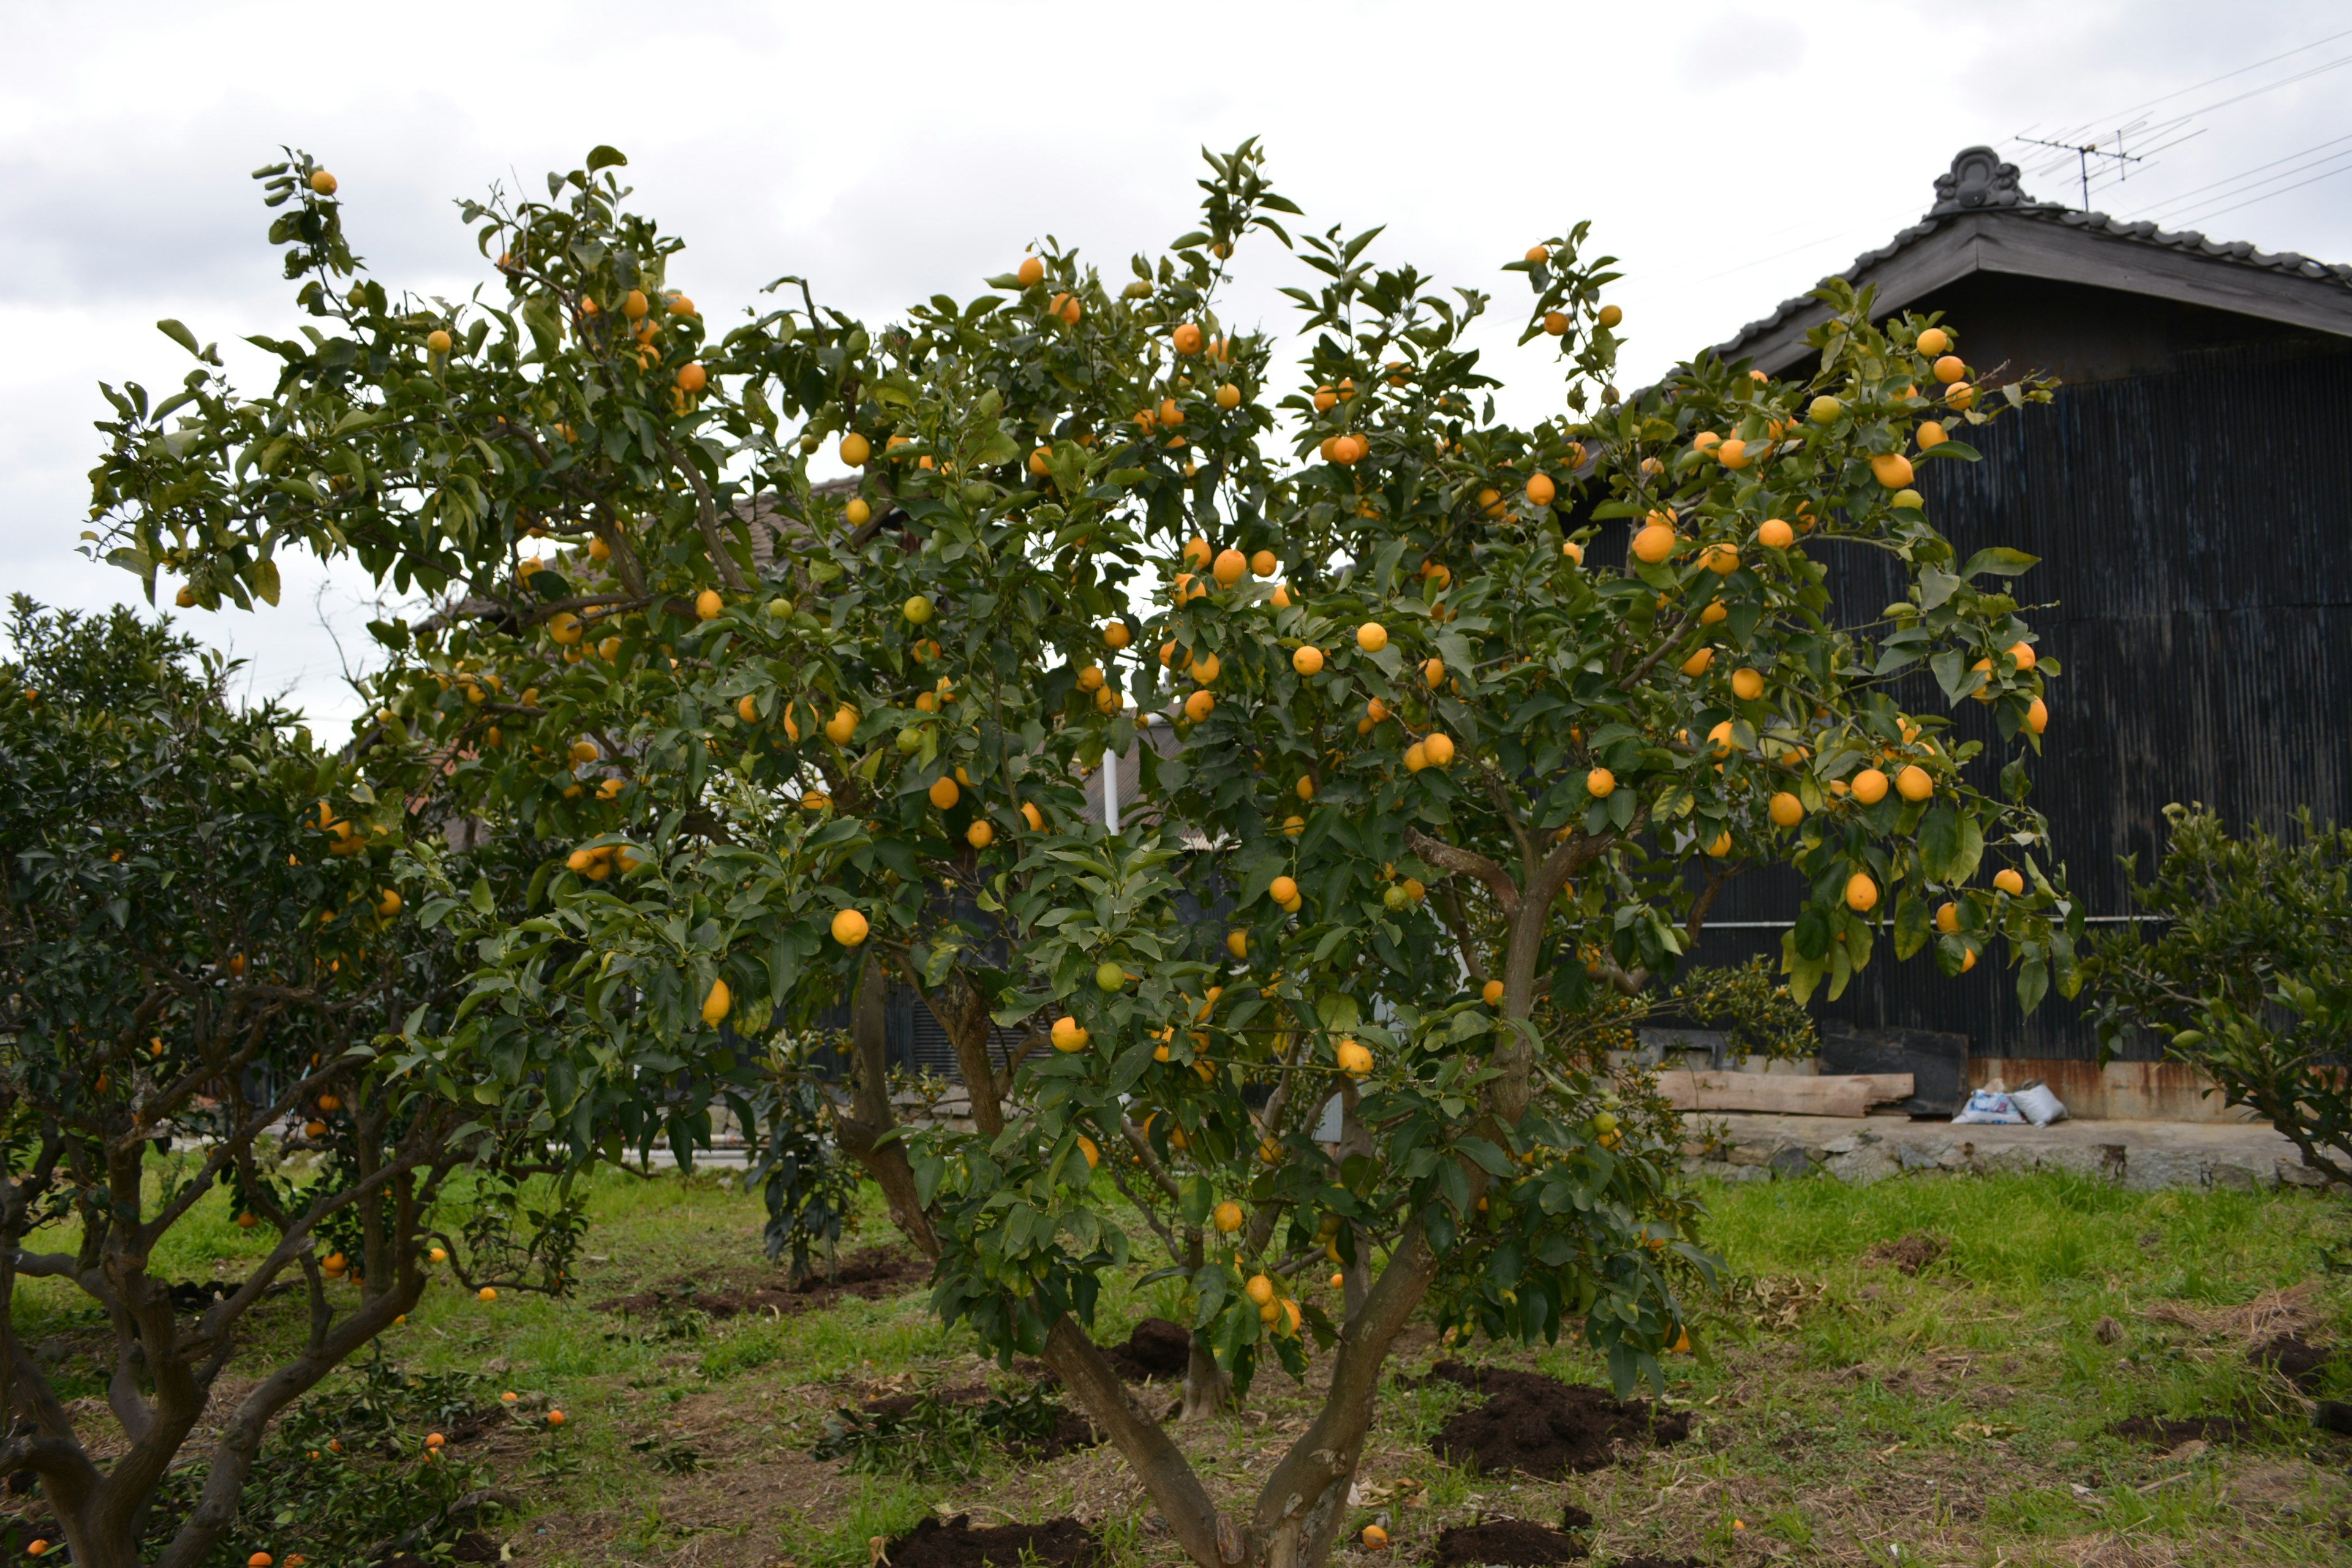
[2018,132,2146,211]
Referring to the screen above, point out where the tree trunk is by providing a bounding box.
[1174,1228,1228,1420]
[831,954,938,1259]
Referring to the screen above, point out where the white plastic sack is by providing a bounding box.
[1952,1088,2027,1125]
[2010,1080,2067,1126]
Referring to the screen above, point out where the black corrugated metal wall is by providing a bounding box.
[1685,336,2352,1058]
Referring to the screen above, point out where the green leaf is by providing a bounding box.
[1959,547,2038,579]
[156,319,202,358]
[586,145,628,172]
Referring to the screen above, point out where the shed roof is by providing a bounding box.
[1713,146,2352,374]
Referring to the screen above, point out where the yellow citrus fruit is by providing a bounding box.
[695,589,723,621]
[967,820,994,849]
[1356,622,1388,653]
[845,497,872,527]
[1682,647,1714,677]
[1076,1135,1099,1168]
[1916,327,1950,356]
[702,978,732,1026]
[1768,791,1803,827]
[1362,1526,1389,1550]
[1731,668,1765,701]
[1994,868,2026,895]
[831,908,870,946]
[2027,696,2049,734]
[1936,901,1960,933]
[1250,549,1277,576]
[1586,767,1615,798]
[928,776,960,809]
[1845,872,1880,913]
[309,170,337,195]
[1423,733,1455,766]
[839,432,872,466]
[1757,518,1794,549]
[1269,875,1299,905]
[1632,521,1676,564]
[1526,473,1556,506]
[1404,742,1428,773]
[1185,689,1215,722]
[1103,620,1131,649]
[1213,1200,1244,1233]
[1482,979,1504,1006]
[1850,767,1890,805]
[1017,257,1045,287]
[1870,453,1915,489]
[1895,764,1933,803]
[1335,1038,1373,1076]
[1293,646,1324,676]
[1050,1016,1088,1052]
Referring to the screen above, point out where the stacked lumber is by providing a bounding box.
[1656,1071,1915,1118]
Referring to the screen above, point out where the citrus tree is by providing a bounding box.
[0,600,578,1568]
[88,145,2078,1568]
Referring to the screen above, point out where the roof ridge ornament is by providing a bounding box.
[1930,146,2032,216]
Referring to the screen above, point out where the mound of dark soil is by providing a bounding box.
[1430,1520,1588,1566]
[1102,1317,1193,1381]
[595,1248,927,1320]
[883,1515,1099,1568]
[1417,1362,1689,1477]
[1608,1558,1706,1568]
[1863,1231,1951,1275]
[1556,1506,1593,1531]
[2251,1334,2331,1392]
[2106,1415,2258,1446]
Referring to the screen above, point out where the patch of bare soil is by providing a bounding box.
[594,1248,927,1321]
[1606,1558,1707,1568]
[1863,1231,1952,1276]
[1428,1519,1588,1565]
[1414,1362,1690,1477]
[2250,1334,2331,1393]
[882,1513,1100,1568]
[2105,1415,2260,1446]
[1101,1317,1193,1381]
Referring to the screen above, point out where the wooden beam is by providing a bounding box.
[1657,1070,1915,1118]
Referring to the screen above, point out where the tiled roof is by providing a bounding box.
[1713,145,2352,362]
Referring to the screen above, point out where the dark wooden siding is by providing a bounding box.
[1686,336,2352,1058]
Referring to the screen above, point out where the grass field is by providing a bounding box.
[8,1161,2348,1567]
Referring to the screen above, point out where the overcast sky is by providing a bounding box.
[8,0,2351,728]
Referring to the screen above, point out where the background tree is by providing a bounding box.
[89,145,2076,1568]
[0,600,579,1568]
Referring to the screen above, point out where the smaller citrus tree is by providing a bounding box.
[0,600,577,1568]
[2086,803,2352,1187]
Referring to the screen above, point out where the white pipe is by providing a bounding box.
[1104,744,1119,834]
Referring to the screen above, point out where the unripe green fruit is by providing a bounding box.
[765,598,792,619]
[897,727,925,755]
[1808,395,1842,424]
[1095,960,1126,993]
[903,595,934,625]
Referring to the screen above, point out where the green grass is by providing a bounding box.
[7,1161,2349,1567]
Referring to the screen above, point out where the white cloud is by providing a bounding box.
[6,0,2348,726]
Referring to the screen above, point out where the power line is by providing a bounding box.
[2040,28,2352,134]
[2135,129,2352,219]
[2170,154,2352,228]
